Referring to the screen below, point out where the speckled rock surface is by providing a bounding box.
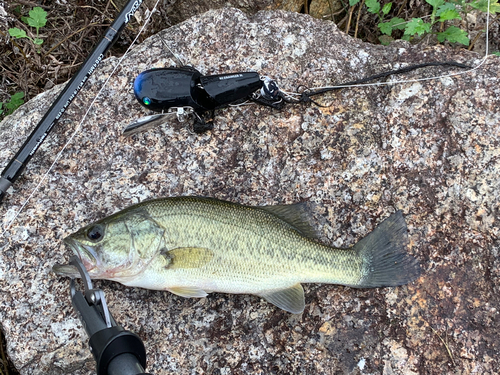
[1,8,499,375]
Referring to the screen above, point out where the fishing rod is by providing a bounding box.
[0,0,146,203]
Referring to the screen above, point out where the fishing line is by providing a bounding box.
[190,4,492,110]
[1,0,493,234]
[293,1,491,94]
[1,0,162,236]
[158,33,186,67]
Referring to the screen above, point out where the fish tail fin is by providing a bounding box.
[353,211,421,288]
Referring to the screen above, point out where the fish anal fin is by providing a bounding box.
[258,284,305,314]
[259,203,318,239]
[163,247,214,269]
[168,286,208,298]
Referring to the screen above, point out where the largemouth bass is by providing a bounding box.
[53,196,420,314]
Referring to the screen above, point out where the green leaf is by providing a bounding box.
[404,18,431,36]
[437,25,469,45]
[366,0,381,14]
[379,17,407,35]
[8,27,28,39]
[436,2,458,13]
[379,21,394,35]
[25,7,47,29]
[0,103,3,116]
[33,38,44,45]
[7,92,25,107]
[493,51,500,56]
[437,3,461,21]
[350,0,361,5]
[3,92,25,116]
[382,2,392,15]
[390,17,407,30]
[426,0,445,7]
[438,8,461,21]
[469,0,500,13]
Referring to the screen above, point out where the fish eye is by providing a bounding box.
[86,224,105,242]
[142,97,151,105]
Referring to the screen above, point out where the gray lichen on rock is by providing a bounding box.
[0,7,499,375]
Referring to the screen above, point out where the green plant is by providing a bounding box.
[8,6,47,48]
[469,0,500,12]
[350,0,500,46]
[0,92,25,117]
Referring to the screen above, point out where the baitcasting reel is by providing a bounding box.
[124,66,280,135]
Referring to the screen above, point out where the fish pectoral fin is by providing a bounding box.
[168,286,209,298]
[258,284,305,314]
[164,247,214,269]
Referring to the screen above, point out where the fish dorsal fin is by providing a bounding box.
[259,203,318,239]
[258,284,305,314]
[163,247,214,269]
[168,286,208,298]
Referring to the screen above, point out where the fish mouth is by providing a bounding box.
[52,237,99,277]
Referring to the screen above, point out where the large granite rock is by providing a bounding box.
[1,8,499,375]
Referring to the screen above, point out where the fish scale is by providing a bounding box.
[149,199,360,285]
[54,196,421,313]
